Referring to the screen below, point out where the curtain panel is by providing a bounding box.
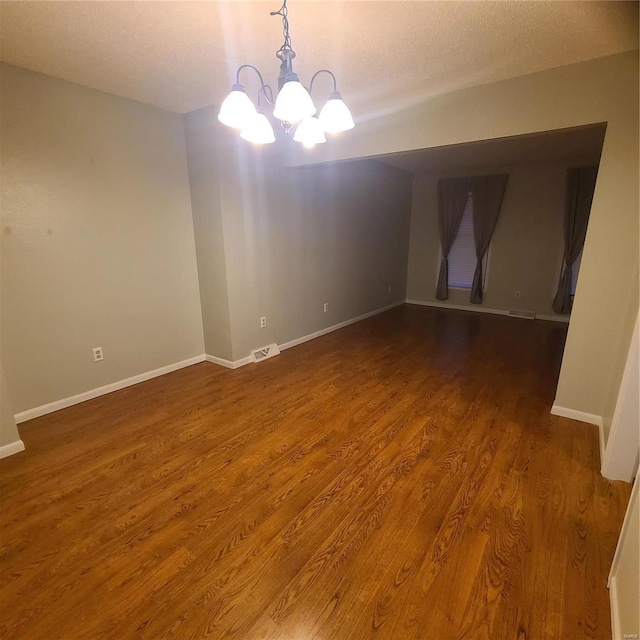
[469,174,509,304]
[436,178,472,300]
[552,166,598,314]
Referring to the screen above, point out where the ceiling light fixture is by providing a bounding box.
[218,0,354,146]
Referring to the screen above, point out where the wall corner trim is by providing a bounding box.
[550,404,603,428]
[0,440,26,459]
[598,421,606,467]
[205,354,253,370]
[608,575,621,640]
[607,477,639,639]
[14,355,207,424]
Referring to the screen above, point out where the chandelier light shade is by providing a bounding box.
[218,0,354,146]
[272,75,316,123]
[217,84,257,129]
[240,112,277,145]
[318,91,355,133]
[293,116,326,147]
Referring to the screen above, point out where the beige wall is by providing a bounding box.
[0,64,205,413]
[289,52,639,422]
[602,275,640,443]
[2,51,638,427]
[407,162,577,318]
[228,156,413,360]
[184,107,414,362]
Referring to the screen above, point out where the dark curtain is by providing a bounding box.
[436,178,472,300]
[470,174,509,304]
[552,166,598,314]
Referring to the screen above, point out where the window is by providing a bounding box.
[444,192,489,290]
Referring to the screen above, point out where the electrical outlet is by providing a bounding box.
[260,316,267,328]
[515,291,521,299]
[323,303,329,313]
[92,347,104,362]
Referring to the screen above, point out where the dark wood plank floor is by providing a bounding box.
[0,305,631,640]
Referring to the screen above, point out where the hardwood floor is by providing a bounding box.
[0,305,631,640]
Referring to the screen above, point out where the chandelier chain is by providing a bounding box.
[270,0,293,54]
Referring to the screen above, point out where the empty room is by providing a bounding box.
[1,2,639,639]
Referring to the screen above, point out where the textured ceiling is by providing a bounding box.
[375,124,607,175]
[1,1,638,115]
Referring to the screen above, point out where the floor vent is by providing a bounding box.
[509,309,536,320]
[250,343,281,363]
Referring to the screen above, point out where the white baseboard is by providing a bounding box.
[405,299,570,323]
[11,303,405,423]
[14,355,206,424]
[551,406,605,462]
[205,302,405,369]
[407,299,508,317]
[205,354,253,370]
[279,301,405,352]
[0,439,25,459]
[550,404,603,427]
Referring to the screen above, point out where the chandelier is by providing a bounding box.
[217,0,355,147]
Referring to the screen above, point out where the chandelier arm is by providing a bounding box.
[257,84,275,108]
[235,64,268,91]
[309,69,338,97]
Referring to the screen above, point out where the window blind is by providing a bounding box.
[448,193,476,289]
